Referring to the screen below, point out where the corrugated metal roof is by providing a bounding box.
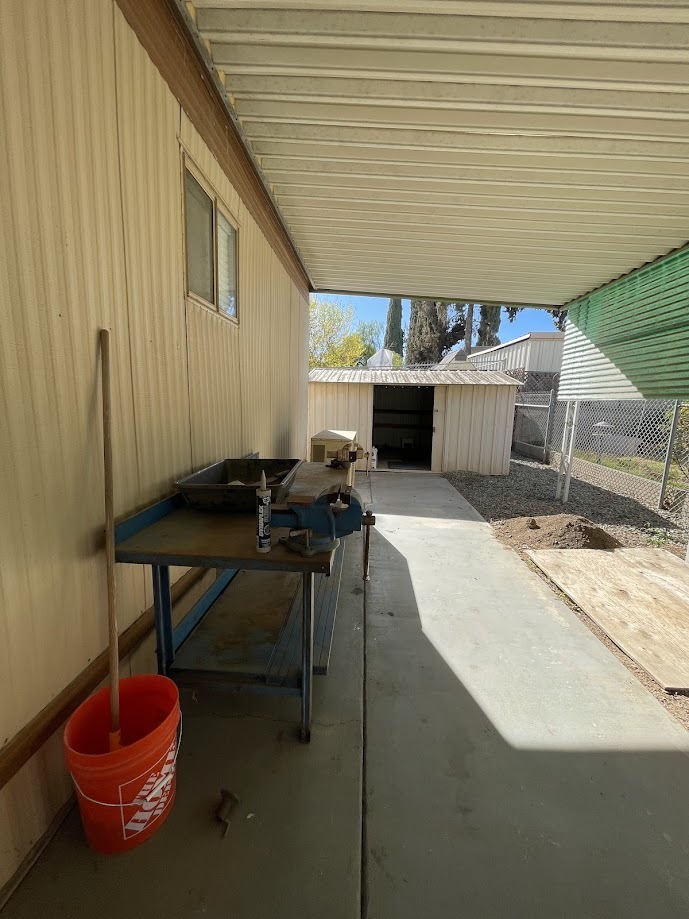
[189,2,689,305]
[308,368,520,385]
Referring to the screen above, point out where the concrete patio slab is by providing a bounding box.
[7,470,689,919]
[365,472,689,919]
[2,537,364,919]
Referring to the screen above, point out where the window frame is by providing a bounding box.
[182,155,240,325]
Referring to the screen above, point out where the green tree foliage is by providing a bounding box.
[356,319,384,366]
[406,300,465,364]
[549,309,567,331]
[309,297,383,368]
[505,305,565,331]
[309,297,365,368]
[383,297,404,356]
[477,305,501,347]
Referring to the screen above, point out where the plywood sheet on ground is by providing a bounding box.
[527,548,689,692]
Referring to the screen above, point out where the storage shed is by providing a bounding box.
[308,369,520,475]
[468,332,565,374]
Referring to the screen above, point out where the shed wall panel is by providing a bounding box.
[441,386,515,475]
[307,383,374,469]
[308,382,514,475]
[431,386,446,473]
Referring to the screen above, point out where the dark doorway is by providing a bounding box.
[372,385,434,470]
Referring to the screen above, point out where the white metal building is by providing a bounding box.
[468,332,565,374]
[308,369,520,475]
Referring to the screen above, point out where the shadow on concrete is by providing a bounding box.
[1,538,365,919]
[365,524,689,919]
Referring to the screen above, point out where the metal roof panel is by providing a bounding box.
[308,369,521,385]
[190,3,689,305]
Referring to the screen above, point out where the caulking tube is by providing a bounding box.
[256,469,271,553]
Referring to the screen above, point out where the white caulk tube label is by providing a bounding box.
[256,470,271,553]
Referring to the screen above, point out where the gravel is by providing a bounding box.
[446,455,687,554]
[445,456,689,731]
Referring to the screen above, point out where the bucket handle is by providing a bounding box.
[70,715,182,809]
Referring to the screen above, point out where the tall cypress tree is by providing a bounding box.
[383,297,404,356]
[477,305,501,347]
[406,300,465,364]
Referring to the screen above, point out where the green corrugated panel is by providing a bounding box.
[564,244,689,400]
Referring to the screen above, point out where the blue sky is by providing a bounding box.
[313,293,557,347]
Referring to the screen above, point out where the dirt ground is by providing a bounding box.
[495,514,621,551]
[447,455,688,554]
[446,457,689,731]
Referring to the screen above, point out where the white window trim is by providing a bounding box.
[182,153,240,325]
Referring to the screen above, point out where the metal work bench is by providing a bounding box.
[114,464,353,742]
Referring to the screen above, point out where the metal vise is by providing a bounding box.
[272,485,364,557]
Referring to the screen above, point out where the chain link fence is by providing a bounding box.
[513,396,689,520]
[513,391,554,462]
[506,369,560,393]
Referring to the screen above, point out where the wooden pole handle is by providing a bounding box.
[100,329,120,745]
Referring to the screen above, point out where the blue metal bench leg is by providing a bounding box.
[300,571,314,743]
[152,564,173,675]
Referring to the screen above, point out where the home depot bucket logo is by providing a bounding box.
[119,736,177,839]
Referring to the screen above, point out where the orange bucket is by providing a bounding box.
[64,674,181,854]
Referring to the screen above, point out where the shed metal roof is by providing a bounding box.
[308,368,520,385]
[189,1,689,306]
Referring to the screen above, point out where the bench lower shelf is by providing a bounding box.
[170,541,346,692]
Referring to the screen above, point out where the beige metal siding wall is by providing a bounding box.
[441,386,515,475]
[180,114,306,461]
[559,245,689,401]
[0,1,308,892]
[114,13,193,502]
[0,0,146,887]
[526,337,564,373]
[560,322,643,400]
[186,306,244,467]
[291,285,311,459]
[471,339,530,371]
[307,383,374,470]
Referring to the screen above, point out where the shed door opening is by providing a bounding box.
[372,385,434,470]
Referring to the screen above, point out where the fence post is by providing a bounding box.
[542,389,555,464]
[557,400,580,503]
[658,400,680,510]
[555,400,572,500]
[562,401,580,503]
